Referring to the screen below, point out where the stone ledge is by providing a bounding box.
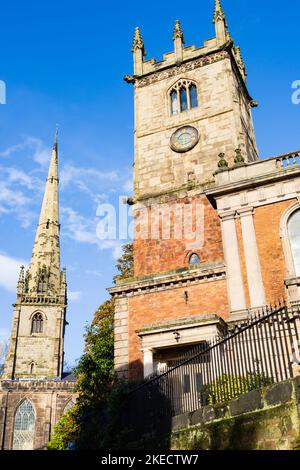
[0,380,75,391]
[230,389,263,416]
[265,382,293,406]
[137,314,226,335]
[169,378,299,432]
[108,264,226,298]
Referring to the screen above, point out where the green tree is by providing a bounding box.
[48,244,133,450]
[113,243,134,284]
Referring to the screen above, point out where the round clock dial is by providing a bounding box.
[170,126,199,153]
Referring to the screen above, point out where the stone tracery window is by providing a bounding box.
[31,313,43,334]
[63,400,75,415]
[170,80,198,115]
[13,400,35,450]
[288,209,300,277]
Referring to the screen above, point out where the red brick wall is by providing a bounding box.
[254,199,296,304]
[134,195,224,277]
[128,279,229,380]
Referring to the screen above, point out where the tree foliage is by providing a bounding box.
[48,244,133,450]
[47,407,80,451]
[113,243,134,284]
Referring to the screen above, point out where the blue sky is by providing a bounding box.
[0,0,299,366]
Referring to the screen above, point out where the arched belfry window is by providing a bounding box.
[288,209,300,276]
[13,400,35,450]
[170,80,198,115]
[189,253,201,266]
[31,313,43,334]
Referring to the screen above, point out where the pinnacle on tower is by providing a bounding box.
[132,27,145,76]
[213,0,228,44]
[213,0,228,28]
[17,265,25,295]
[173,20,184,64]
[173,20,184,43]
[234,45,247,79]
[132,27,145,55]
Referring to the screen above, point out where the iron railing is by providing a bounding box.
[122,303,300,438]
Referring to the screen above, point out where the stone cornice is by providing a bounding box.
[15,294,67,307]
[131,42,253,102]
[135,48,229,88]
[137,314,226,336]
[108,263,226,297]
[205,165,300,201]
[0,379,76,391]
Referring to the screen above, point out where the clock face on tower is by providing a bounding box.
[170,126,199,153]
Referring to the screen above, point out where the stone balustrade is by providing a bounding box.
[214,150,300,187]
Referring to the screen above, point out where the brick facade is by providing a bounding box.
[110,10,300,382]
[254,199,297,305]
[127,279,229,380]
[134,194,224,277]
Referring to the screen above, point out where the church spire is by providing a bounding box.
[26,130,61,295]
[213,0,228,45]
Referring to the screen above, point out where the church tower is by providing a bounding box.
[3,132,67,380]
[110,0,263,380]
[129,0,258,206]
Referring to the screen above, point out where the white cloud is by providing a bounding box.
[0,253,28,293]
[6,168,34,189]
[61,206,122,259]
[0,181,35,228]
[60,164,118,189]
[123,179,133,193]
[0,136,51,168]
[0,140,30,158]
[68,291,82,302]
[86,270,103,278]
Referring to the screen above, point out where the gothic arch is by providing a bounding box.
[63,399,75,415]
[12,398,36,450]
[280,202,300,279]
[29,310,47,321]
[167,77,198,94]
[30,312,44,334]
[168,78,199,115]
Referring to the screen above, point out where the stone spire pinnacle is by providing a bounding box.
[132,27,145,76]
[173,20,184,64]
[213,0,228,27]
[213,0,228,44]
[173,20,184,43]
[132,27,145,55]
[17,265,25,295]
[26,131,61,295]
